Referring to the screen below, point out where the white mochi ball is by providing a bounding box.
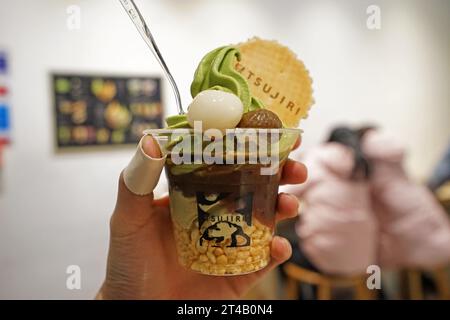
[187,90,244,130]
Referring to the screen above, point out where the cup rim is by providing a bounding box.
[143,128,303,135]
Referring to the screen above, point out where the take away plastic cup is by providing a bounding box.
[148,128,300,276]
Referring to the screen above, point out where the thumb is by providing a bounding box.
[112,135,166,233]
[123,134,165,196]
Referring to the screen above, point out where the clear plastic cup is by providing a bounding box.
[149,128,300,275]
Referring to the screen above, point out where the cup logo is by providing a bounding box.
[196,192,253,248]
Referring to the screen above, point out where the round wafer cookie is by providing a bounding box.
[236,38,314,128]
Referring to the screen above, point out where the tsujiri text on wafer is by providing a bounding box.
[236,37,314,128]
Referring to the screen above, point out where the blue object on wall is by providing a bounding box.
[0,51,7,74]
[0,51,8,74]
[0,104,10,132]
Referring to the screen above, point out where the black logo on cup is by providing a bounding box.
[196,192,253,248]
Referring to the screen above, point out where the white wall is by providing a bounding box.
[0,0,448,299]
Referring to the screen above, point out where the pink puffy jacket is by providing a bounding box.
[283,143,377,276]
[362,130,450,269]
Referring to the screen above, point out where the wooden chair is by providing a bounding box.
[283,263,375,300]
[401,266,450,300]
[435,181,450,212]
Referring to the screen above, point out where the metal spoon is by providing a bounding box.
[119,0,184,114]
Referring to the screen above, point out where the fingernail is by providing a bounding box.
[280,237,291,249]
[142,135,162,159]
[281,192,299,206]
[274,236,290,249]
[291,195,300,212]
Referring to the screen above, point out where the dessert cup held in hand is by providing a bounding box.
[148,128,300,276]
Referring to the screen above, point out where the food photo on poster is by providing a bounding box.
[52,74,163,148]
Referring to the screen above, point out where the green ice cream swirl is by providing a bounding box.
[166,46,264,128]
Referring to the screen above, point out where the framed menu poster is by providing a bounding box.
[52,73,163,148]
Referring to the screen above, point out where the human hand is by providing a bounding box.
[97,135,307,299]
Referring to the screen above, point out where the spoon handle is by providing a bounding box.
[119,0,184,114]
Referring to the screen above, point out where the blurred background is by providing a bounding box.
[0,0,449,299]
